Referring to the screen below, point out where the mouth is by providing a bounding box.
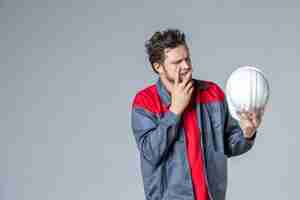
[181,71,189,75]
[180,72,192,77]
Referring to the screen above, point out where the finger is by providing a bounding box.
[184,80,194,91]
[252,113,258,128]
[181,79,192,90]
[250,111,262,127]
[180,71,192,87]
[186,84,194,95]
[187,85,194,95]
[239,112,250,121]
[244,112,258,128]
[247,111,256,119]
[249,112,256,120]
[240,112,247,120]
[247,111,255,119]
[254,112,262,128]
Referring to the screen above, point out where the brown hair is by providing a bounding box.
[145,29,187,73]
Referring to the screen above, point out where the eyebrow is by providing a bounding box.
[172,59,182,64]
[172,56,189,64]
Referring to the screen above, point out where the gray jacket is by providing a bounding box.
[131,78,256,200]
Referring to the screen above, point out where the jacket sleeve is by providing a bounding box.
[131,106,181,167]
[223,96,257,157]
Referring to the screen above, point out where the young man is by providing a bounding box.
[131,29,262,200]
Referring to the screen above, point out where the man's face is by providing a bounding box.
[159,45,192,83]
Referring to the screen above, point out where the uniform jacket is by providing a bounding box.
[131,78,256,200]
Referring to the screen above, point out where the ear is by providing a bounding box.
[153,63,164,74]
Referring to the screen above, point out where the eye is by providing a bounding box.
[174,60,181,64]
[185,57,191,63]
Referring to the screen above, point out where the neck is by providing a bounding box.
[159,75,173,95]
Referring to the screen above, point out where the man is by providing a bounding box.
[131,29,262,200]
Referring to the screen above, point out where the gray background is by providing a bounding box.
[0,0,298,199]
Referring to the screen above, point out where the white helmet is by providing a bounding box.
[225,65,270,121]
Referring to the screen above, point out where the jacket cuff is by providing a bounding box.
[161,110,181,126]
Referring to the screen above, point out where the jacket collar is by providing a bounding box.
[156,77,172,107]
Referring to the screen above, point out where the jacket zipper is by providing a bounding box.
[200,130,214,200]
[182,130,196,200]
[183,127,213,200]
[199,105,214,200]
[162,161,167,199]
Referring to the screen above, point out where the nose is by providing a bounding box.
[181,60,192,71]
